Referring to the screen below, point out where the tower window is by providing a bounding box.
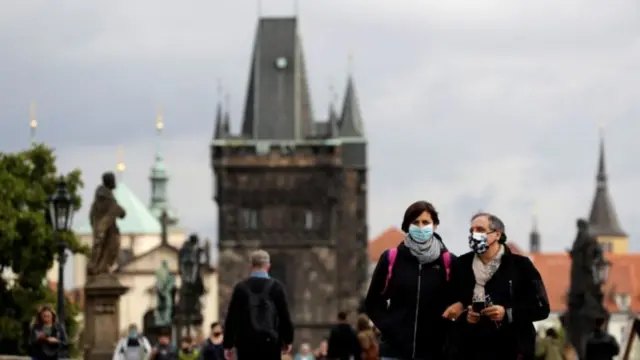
[600,242,613,253]
[240,208,259,229]
[304,210,314,230]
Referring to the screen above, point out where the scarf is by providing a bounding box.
[403,233,443,264]
[472,245,505,302]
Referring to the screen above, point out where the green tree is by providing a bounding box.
[0,144,86,355]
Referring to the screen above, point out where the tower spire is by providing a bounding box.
[29,102,37,144]
[149,110,178,225]
[529,203,540,253]
[223,92,231,134]
[587,129,625,237]
[328,82,339,138]
[214,80,227,139]
[339,59,365,138]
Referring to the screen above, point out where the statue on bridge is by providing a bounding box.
[564,218,610,358]
[177,234,205,333]
[87,172,126,276]
[154,259,176,327]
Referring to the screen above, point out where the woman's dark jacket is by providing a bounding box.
[449,246,550,360]
[365,235,458,360]
[29,322,68,360]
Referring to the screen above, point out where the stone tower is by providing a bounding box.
[210,17,368,343]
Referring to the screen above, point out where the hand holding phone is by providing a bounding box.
[472,301,485,314]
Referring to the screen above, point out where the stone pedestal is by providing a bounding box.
[83,274,128,360]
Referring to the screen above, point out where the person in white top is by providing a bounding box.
[113,324,152,360]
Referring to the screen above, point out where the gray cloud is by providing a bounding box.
[1,0,639,255]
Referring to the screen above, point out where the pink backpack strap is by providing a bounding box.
[381,248,397,295]
[442,251,452,281]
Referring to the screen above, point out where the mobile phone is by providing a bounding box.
[472,301,485,313]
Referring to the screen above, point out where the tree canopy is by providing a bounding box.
[0,144,85,355]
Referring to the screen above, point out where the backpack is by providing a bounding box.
[381,248,452,294]
[248,279,279,341]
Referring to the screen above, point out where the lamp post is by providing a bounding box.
[48,177,74,327]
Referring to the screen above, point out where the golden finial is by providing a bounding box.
[156,109,164,133]
[116,146,126,173]
[29,102,37,143]
[29,101,37,129]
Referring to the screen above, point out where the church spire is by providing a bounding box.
[214,80,228,139]
[587,130,625,237]
[328,83,339,138]
[529,215,541,253]
[339,53,365,138]
[149,110,178,225]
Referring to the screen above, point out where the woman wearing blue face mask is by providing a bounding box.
[365,201,460,360]
[447,212,550,360]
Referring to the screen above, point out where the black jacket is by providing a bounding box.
[327,323,361,360]
[200,338,224,360]
[365,237,458,359]
[29,322,68,360]
[223,276,294,353]
[584,329,619,360]
[450,247,550,360]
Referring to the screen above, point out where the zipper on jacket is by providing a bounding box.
[412,263,422,359]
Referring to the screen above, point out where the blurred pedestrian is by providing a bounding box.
[29,304,68,360]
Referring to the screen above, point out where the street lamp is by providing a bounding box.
[48,177,74,327]
[593,257,611,286]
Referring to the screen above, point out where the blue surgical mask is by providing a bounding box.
[469,232,489,254]
[408,224,434,243]
[128,329,138,339]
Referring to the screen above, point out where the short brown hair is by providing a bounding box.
[401,201,440,232]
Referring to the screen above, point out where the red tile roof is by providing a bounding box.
[368,227,404,262]
[529,252,640,313]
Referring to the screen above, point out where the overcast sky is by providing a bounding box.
[1,0,639,257]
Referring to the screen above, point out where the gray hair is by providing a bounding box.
[250,250,270,268]
[471,212,507,243]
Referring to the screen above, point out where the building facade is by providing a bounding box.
[211,17,368,342]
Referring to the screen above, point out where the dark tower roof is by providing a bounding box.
[529,217,540,253]
[213,100,225,139]
[240,17,314,140]
[339,76,365,138]
[588,136,626,237]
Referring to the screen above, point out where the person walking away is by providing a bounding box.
[29,305,68,360]
[294,343,315,360]
[448,212,550,360]
[113,324,151,360]
[327,311,361,360]
[535,328,564,360]
[584,317,619,360]
[150,333,177,360]
[356,314,379,360]
[314,339,328,360]
[200,322,225,360]
[365,201,460,360]
[223,250,294,360]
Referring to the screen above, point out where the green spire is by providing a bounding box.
[149,110,178,225]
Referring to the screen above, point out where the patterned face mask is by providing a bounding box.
[469,232,490,254]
